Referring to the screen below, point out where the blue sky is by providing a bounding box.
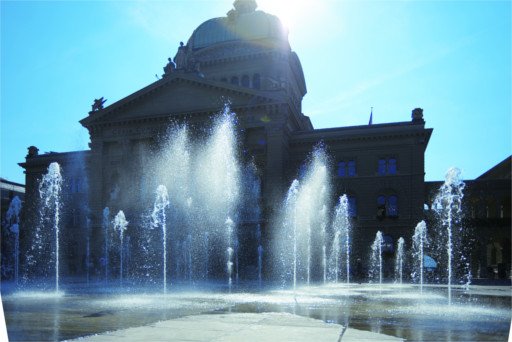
[1,0,510,184]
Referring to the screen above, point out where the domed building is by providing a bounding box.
[20,0,433,281]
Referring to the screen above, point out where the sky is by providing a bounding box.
[1,0,510,184]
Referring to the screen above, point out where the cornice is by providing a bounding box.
[81,74,280,129]
[289,126,432,147]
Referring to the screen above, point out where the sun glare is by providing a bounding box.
[257,0,313,30]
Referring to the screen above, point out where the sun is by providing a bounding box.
[257,0,312,30]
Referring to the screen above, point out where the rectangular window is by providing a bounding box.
[378,159,387,175]
[388,158,397,175]
[378,158,397,175]
[348,160,356,176]
[337,162,346,177]
[338,160,356,177]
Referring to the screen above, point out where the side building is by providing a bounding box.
[19,0,432,281]
[425,156,511,281]
[1,178,25,281]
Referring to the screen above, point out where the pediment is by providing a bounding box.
[81,74,278,127]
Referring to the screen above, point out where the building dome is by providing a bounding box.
[188,1,288,50]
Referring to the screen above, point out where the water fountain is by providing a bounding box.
[38,162,63,292]
[226,217,235,291]
[320,204,328,284]
[113,211,129,286]
[151,185,170,293]
[85,217,91,285]
[369,231,383,286]
[282,179,300,290]
[433,168,466,304]
[331,194,351,284]
[5,196,22,285]
[395,237,404,285]
[5,109,509,342]
[279,148,330,288]
[102,207,110,283]
[412,220,428,292]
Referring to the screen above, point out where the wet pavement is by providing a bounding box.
[2,283,510,341]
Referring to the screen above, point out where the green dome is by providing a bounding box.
[188,9,288,50]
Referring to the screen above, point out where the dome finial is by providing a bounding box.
[233,0,257,14]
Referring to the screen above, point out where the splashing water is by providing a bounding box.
[38,162,63,293]
[6,196,22,285]
[395,237,405,285]
[113,211,129,286]
[331,195,351,284]
[370,231,383,287]
[320,204,328,284]
[102,207,110,283]
[412,221,428,292]
[226,217,235,292]
[282,180,300,290]
[152,185,170,293]
[433,168,466,305]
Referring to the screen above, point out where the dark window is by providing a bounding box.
[220,77,227,83]
[378,159,387,175]
[378,158,397,175]
[253,74,261,89]
[387,195,398,217]
[348,196,357,217]
[348,160,356,176]
[230,76,239,85]
[337,162,346,177]
[337,160,356,177]
[388,158,397,174]
[241,75,250,87]
[377,195,399,219]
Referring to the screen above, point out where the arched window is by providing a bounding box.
[230,76,239,85]
[241,75,250,87]
[387,195,398,217]
[253,74,261,89]
[377,195,398,218]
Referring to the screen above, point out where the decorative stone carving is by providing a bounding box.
[412,108,424,123]
[26,145,39,158]
[91,97,107,112]
[173,42,188,69]
[162,58,176,77]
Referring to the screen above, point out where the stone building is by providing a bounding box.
[1,178,25,280]
[425,156,511,281]
[19,0,432,280]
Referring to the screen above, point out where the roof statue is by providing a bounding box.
[91,97,107,112]
[162,58,176,77]
[412,108,424,123]
[233,0,257,13]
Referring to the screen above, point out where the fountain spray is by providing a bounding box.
[113,211,129,286]
[152,185,170,293]
[39,162,63,293]
[433,168,465,305]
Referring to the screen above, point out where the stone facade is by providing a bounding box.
[19,1,432,280]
